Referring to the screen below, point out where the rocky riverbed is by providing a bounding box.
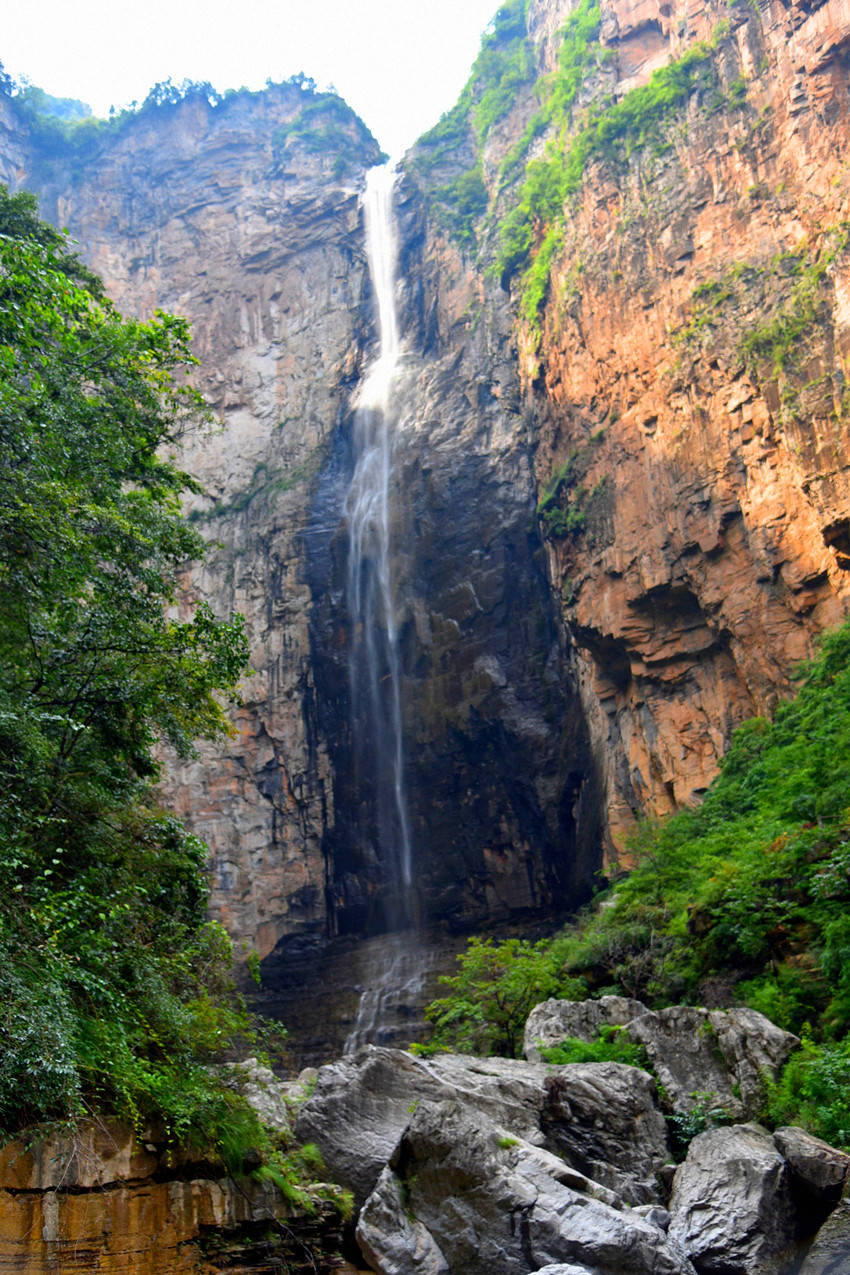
[290,996,850,1274]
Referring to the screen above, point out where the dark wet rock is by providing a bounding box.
[799,1180,850,1274]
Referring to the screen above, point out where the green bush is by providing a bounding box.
[272,92,384,174]
[540,1024,649,1068]
[666,1095,733,1161]
[768,1035,850,1149]
[412,0,534,245]
[418,936,586,1057]
[496,19,725,332]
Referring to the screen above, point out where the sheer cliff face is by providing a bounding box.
[308,179,601,938]
[1,78,600,957]
[3,0,849,952]
[429,0,850,854]
[1,86,383,958]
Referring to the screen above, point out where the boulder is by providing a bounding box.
[626,1005,798,1119]
[773,1126,850,1197]
[540,1062,669,1204]
[375,1098,696,1275]
[524,997,648,1062]
[523,1000,798,1120]
[295,1047,451,1207]
[356,1166,450,1275]
[529,1267,598,1275]
[296,1046,671,1209]
[222,1057,294,1135]
[668,1124,798,1273]
[709,1009,801,1118]
[632,1204,672,1231]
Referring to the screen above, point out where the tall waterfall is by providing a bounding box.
[345,164,413,921]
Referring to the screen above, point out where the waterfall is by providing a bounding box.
[345,163,413,916]
[342,165,420,1054]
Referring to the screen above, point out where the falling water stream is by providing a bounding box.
[343,166,417,1052]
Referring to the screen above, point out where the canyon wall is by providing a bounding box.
[0,68,600,973]
[2,0,849,968]
[0,1119,345,1272]
[455,0,850,851]
[0,84,382,962]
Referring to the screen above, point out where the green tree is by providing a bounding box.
[0,186,253,1141]
[422,936,584,1057]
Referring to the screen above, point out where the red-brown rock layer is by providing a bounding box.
[508,0,850,852]
[0,1122,343,1273]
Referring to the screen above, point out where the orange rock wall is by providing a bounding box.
[515,0,850,851]
[0,1123,339,1273]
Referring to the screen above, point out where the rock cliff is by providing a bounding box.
[0,1116,347,1273]
[0,64,602,981]
[533,0,850,850]
[0,82,384,964]
[409,0,850,852]
[2,0,849,981]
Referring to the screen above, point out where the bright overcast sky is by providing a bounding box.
[2,0,501,158]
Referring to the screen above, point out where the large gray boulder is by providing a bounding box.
[628,1005,799,1120]
[359,1098,696,1275]
[668,1124,798,1273]
[356,1165,450,1275]
[294,1047,453,1207]
[773,1126,850,1198]
[524,997,648,1063]
[525,998,798,1120]
[541,1062,669,1204]
[295,1046,671,1209]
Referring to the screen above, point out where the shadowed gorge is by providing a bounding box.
[3,0,849,1039]
[2,0,850,1262]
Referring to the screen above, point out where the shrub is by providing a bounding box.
[540,1024,649,1068]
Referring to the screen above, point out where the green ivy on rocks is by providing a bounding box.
[496,18,736,335]
[411,0,534,245]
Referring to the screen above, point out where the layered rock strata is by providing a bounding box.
[0,1118,345,1274]
[0,84,383,960]
[494,0,850,849]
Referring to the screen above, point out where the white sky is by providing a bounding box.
[2,0,501,158]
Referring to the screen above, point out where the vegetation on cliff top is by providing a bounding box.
[0,187,334,1203]
[496,17,732,333]
[0,62,381,174]
[411,0,534,244]
[272,91,386,177]
[421,619,850,1147]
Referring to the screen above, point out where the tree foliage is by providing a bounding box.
[0,186,259,1147]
